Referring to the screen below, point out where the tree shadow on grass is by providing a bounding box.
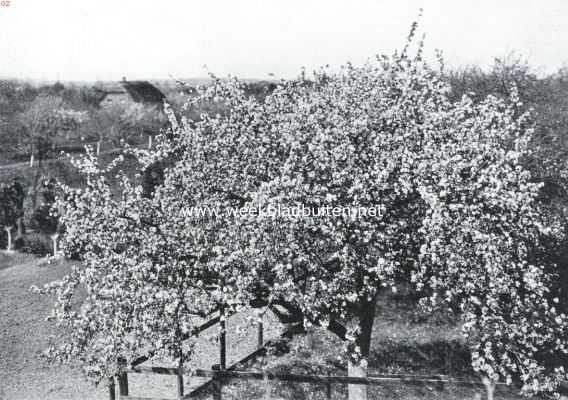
[369,338,474,377]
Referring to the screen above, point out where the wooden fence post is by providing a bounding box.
[216,305,227,400]
[118,372,129,397]
[220,307,226,371]
[326,381,332,400]
[257,310,264,349]
[108,377,116,400]
[177,358,184,399]
[214,379,223,400]
[482,377,495,400]
[263,372,271,400]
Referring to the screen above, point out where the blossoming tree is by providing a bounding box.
[37,33,568,399]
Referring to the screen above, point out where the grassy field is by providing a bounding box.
[0,252,107,400]
[0,252,533,400]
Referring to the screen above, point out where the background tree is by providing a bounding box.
[0,178,25,247]
[448,56,568,309]
[120,103,167,146]
[18,94,83,211]
[18,94,83,159]
[0,80,38,159]
[79,106,122,147]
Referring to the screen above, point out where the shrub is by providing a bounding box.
[13,236,24,249]
[16,235,51,256]
[0,177,25,229]
[31,177,58,234]
[0,231,7,250]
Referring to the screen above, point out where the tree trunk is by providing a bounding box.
[16,217,24,239]
[348,295,377,400]
[481,376,495,400]
[118,372,129,396]
[51,233,59,257]
[31,156,42,212]
[5,227,13,252]
[348,360,368,400]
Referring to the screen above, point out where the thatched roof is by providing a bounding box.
[95,80,166,106]
[121,81,165,104]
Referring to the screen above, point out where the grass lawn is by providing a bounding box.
[0,252,107,400]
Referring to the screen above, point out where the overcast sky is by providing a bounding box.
[0,0,566,81]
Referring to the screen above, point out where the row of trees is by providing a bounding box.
[0,81,167,164]
[0,82,167,246]
[35,37,568,400]
[0,79,275,165]
[447,55,568,307]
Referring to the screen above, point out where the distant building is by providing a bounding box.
[95,78,166,110]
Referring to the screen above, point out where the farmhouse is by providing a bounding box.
[95,78,166,110]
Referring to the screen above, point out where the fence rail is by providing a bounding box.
[110,307,265,400]
[117,367,514,400]
[189,369,510,386]
[106,307,562,400]
[125,366,507,387]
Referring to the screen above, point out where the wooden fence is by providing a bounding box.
[114,368,512,400]
[104,307,524,400]
[108,307,270,399]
